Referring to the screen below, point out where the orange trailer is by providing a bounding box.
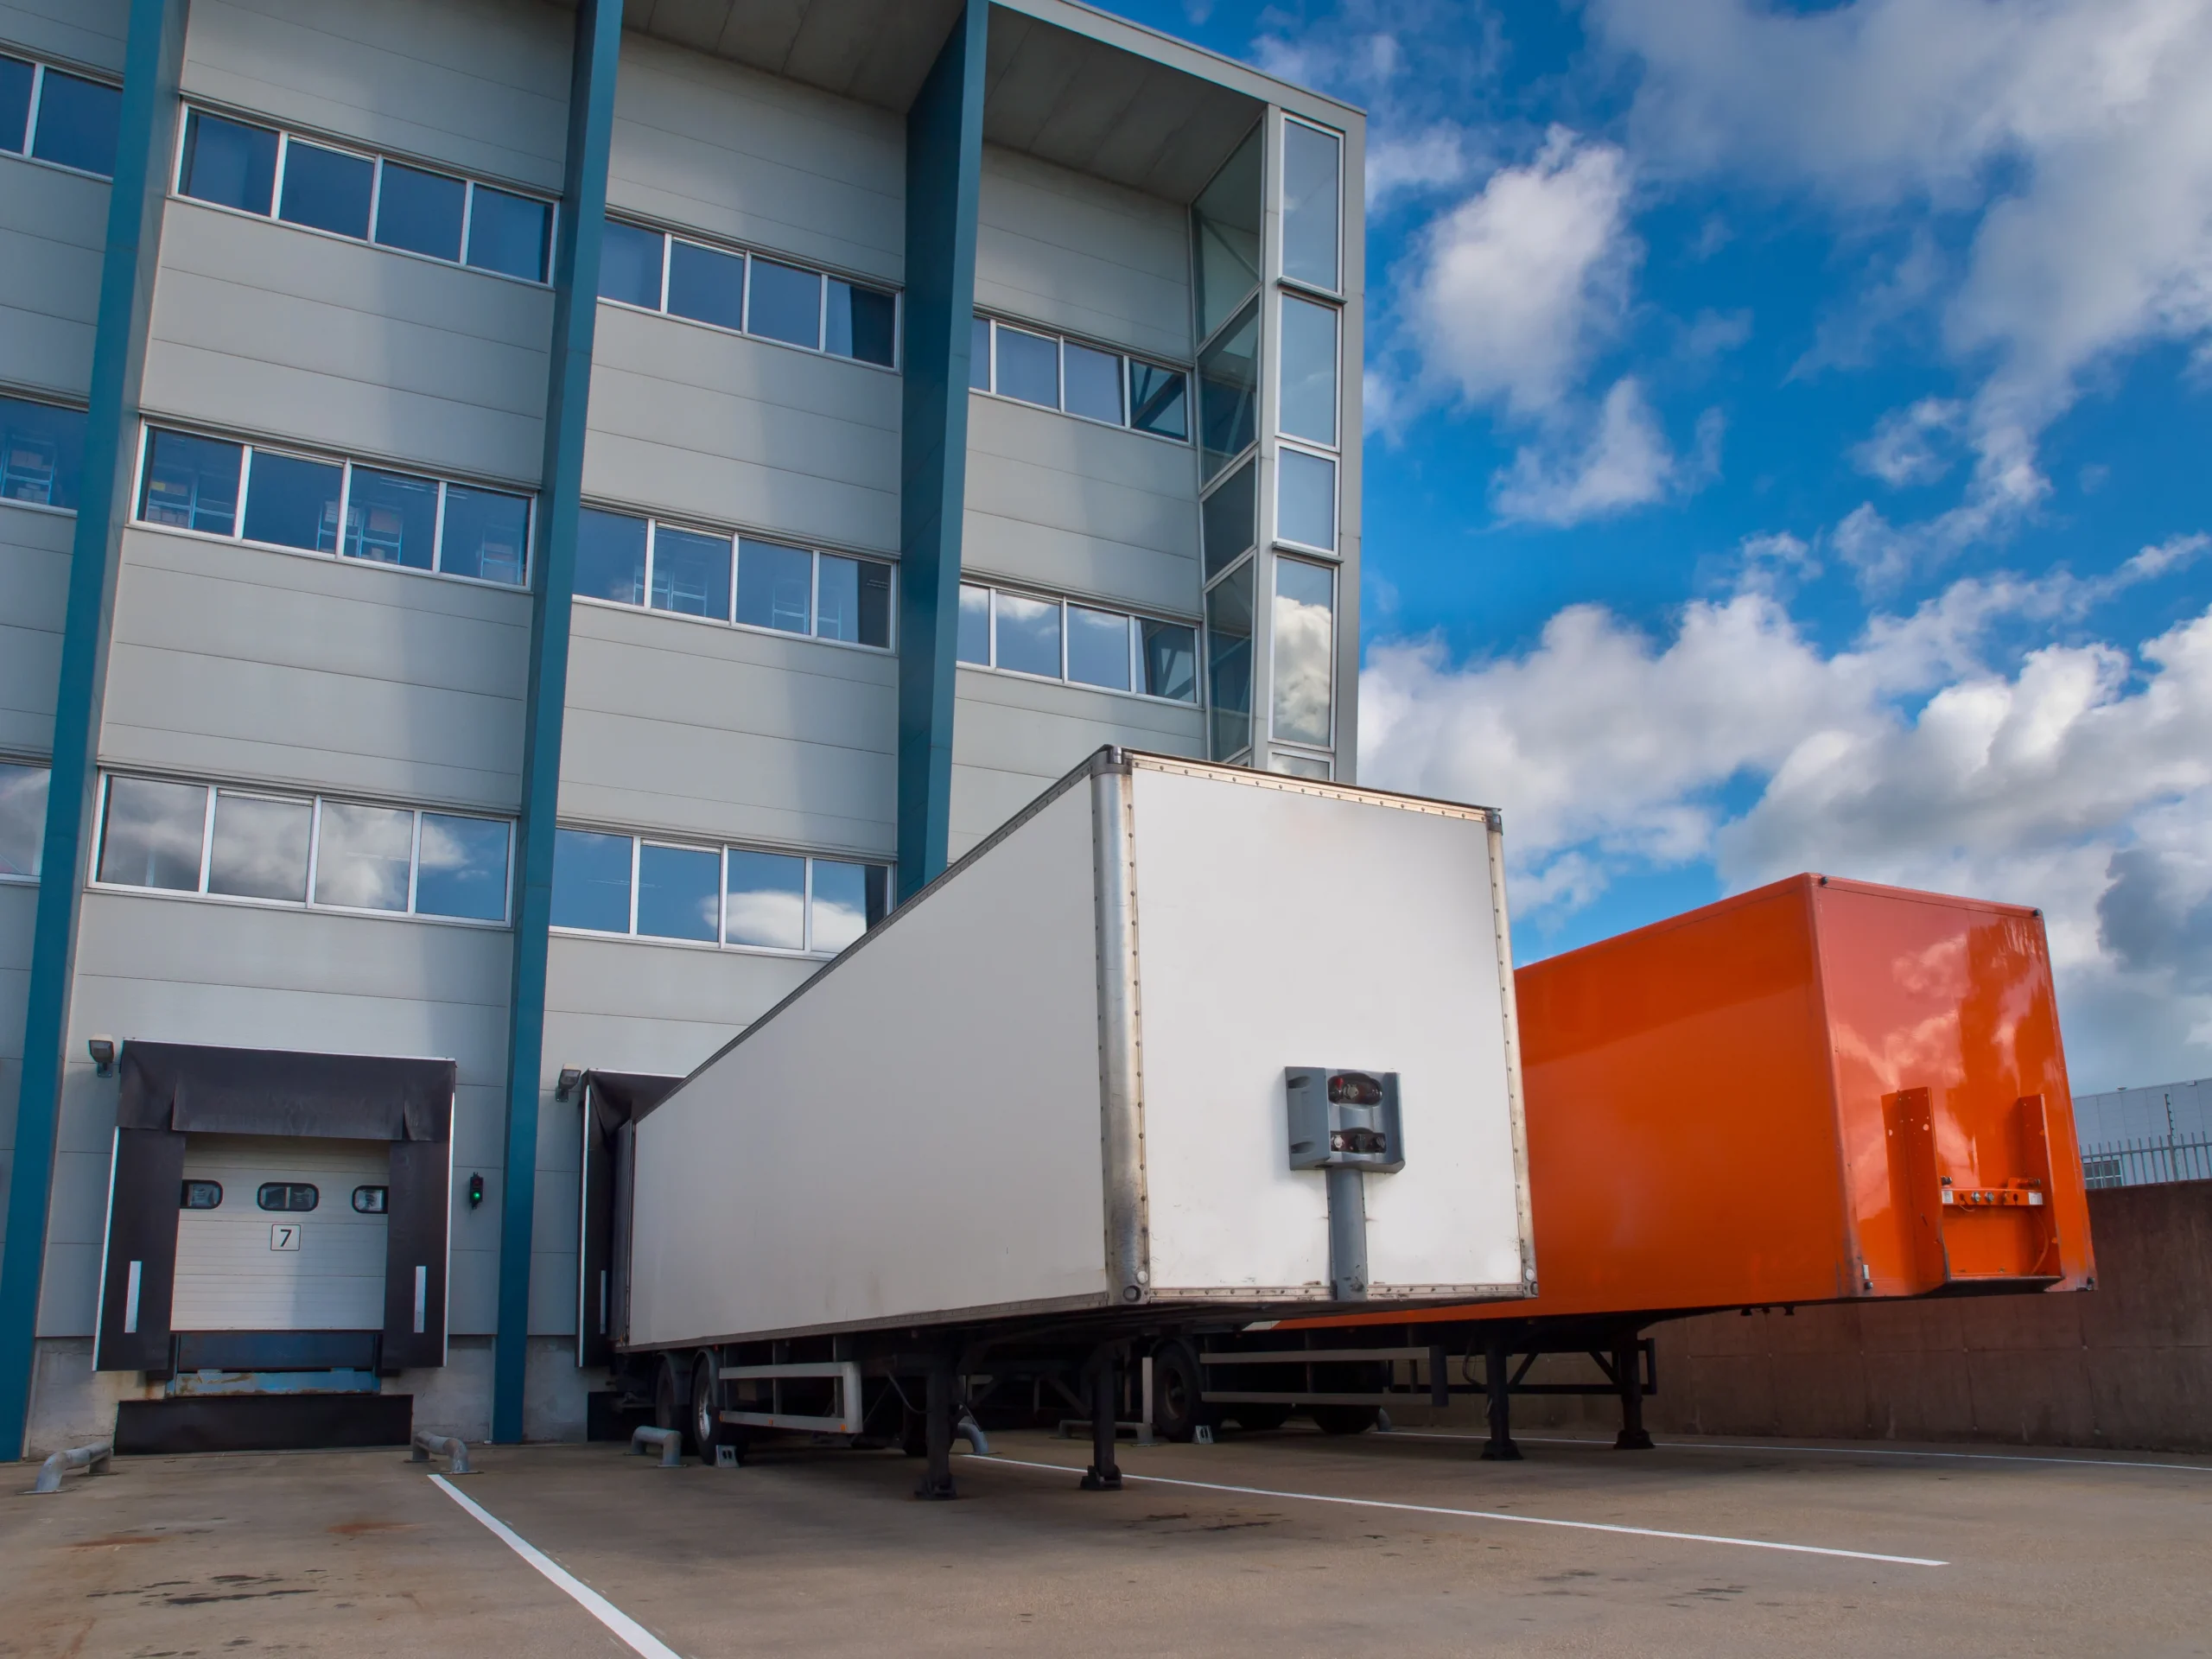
[1195,874,2096,1452]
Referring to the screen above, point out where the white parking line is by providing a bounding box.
[429,1474,683,1659]
[972,1454,1947,1567]
[1380,1428,2212,1475]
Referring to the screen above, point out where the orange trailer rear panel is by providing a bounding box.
[1303,874,2094,1336]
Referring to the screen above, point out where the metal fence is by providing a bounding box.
[2079,1135,2212,1191]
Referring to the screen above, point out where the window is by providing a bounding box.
[1198,301,1259,480]
[1278,293,1339,448]
[353,1185,390,1214]
[0,55,122,178]
[176,108,554,283]
[552,829,891,957]
[137,426,533,588]
[1281,119,1344,292]
[955,582,1198,704]
[971,315,1190,443]
[1269,751,1332,781]
[1277,447,1338,552]
[257,1183,319,1213]
[599,218,899,368]
[1272,557,1335,751]
[0,394,86,510]
[1201,459,1255,582]
[181,1180,223,1211]
[575,508,893,650]
[92,773,512,924]
[1192,123,1262,342]
[1206,562,1255,762]
[0,760,48,880]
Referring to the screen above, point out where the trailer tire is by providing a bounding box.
[654,1355,690,1452]
[690,1351,734,1462]
[1309,1404,1379,1435]
[1150,1341,1217,1443]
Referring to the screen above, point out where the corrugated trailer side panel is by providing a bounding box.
[625,777,1111,1349]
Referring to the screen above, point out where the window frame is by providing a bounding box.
[0,755,49,885]
[0,54,123,182]
[596,215,905,373]
[1273,439,1341,557]
[1267,553,1339,757]
[88,771,515,927]
[172,103,558,286]
[969,314,1192,447]
[131,422,535,590]
[953,579,1203,709]
[1278,114,1346,302]
[0,391,88,518]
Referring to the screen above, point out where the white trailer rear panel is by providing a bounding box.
[623,751,1533,1352]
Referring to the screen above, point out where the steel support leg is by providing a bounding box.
[1480,1335,1521,1461]
[1079,1346,1122,1491]
[915,1360,957,1500]
[1613,1332,1654,1451]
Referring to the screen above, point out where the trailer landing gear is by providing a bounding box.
[1612,1331,1653,1451]
[915,1360,958,1502]
[1480,1335,1521,1461]
[1079,1347,1123,1491]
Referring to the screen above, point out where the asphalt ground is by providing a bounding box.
[5,1425,2209,1656]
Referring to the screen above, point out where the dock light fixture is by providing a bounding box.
[556,1067,582,1100]
[86,1037,116,1077]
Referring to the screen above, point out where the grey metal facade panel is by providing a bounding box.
[0,0,129,72]
[179,0,572,192]
[0,509,69,753]
[609,32,906,283]
[101,528,530,811]
[143,202,553,486]
[976,143,1190,362]
[623,0,965,117]
[0,162,108,397]
[962,394,1201,616]
[547,931,823,1036]
[583,305,899,545]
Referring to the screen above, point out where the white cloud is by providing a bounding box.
[1359,558,2212,1088]
[1367,124,1483,209]
[1491,378,1719,525]
[1852,397,1967,487]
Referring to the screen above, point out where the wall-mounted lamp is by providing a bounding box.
[86,1036,116,1077]
[467,1173,485,1209]
[555,1067,582,1101]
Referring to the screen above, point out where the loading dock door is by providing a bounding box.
[577,1072,679,1368]
[173,1136,392,1331]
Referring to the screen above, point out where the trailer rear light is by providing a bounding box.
[1327,1072,1384,1106]
[1330,1128,1387,1154]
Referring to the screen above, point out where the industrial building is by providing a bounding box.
[0,0,1364,1455]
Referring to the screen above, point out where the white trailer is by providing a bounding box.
[608,749,1534,1495]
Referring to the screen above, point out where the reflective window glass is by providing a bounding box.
[1277,448,1338,550]
[415,811,509,921]
[599,219,665,309]
[1129,362,1189,442]
[1064,342,1124,424]
[467,184,550,281]
[1206,563,1255,761]
[723,849,805,950]
[139,429,241,536]
[0,761,49,880]
[31,68,120,178]
[374,162,466,262]
[1272,557,1335,749]
[736,537,812,634]
[257,1182,319,1212]
[995,327,1058,408]
[994,592,1061,678]
[0,394,86,510]
[353,1185,389,1214]
[1142,620,1198,703]
[207,791,311,901]
[552,828,632,932]
[1198,301,1259,480]
[649,525,731,620]
[748,257,822,348]
[1066,605,1131,691]
[1281,121,1344,291]
[816,554,890,647]
[98,777,208,891]
[314,802,414,911]
[1279,294,1339,447]
[826,278,896,365]
[576,508,647,605]
[1201,459,1256,582]
[666,239,745,331]
[1270,751,1332,780]
[957,583,990,665]
[810,859,887,954]
[440,485,529,585]
[637,843,720,942]
[344,467,438,569]
[969,315,991,391]
[277,139,374,239]
[181,1180,223,1211]
[1192,124,1262,340]
[0,55,29,153]
[180,110,278,213]
[240,450,342,551]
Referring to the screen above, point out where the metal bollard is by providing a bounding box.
[410,1430,473,1475]
[31,1441,112,1495]
[631,1425,683,1467]
[954,1411,991,1455]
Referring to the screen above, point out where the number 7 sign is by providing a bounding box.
[270,1224,301,1251]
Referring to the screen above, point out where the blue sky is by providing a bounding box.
[1106,0,2212,1093]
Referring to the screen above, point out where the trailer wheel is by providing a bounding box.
[654,1355,689,1452]
[1309,1404,1379,1435]
[690,1351,729,1461]
[1149,1341,1217,1442]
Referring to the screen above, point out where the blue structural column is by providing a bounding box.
[895,3,989,899]
[0,0,190,1465]
[492,0,622,1446]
